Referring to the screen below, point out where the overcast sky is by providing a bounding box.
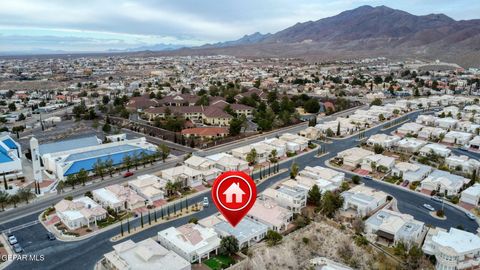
[0,0,479,53]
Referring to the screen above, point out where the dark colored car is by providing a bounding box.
[47,232,55,241]
[401,180,409,187]
[123,171,134,178]
[13,243,23,253]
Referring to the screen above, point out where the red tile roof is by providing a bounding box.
[181,127,228,136]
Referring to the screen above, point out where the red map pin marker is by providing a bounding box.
[211,171,256,227]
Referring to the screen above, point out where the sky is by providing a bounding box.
[0,0,479,53]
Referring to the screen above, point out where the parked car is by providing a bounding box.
[466,212,476,221]
[363,176,372,180]
[203,197,209,208]
[431,196,443,203]
[47,232,55,241]
[401,180,410,187]
[13,243,23,253]
[123,171,134,178]
[8,235,17,245]
[423,204,435,211]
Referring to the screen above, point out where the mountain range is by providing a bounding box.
[168,5,480,67]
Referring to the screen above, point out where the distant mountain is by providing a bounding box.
[109,43,187,52]
[201,32,271,48]
[181,5,480,67]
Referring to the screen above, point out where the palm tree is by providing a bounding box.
[123,155,132,172]
[0,191,9,210]
[93,159,105,180]
[165,181,175,197]
[66,174,77,189]
[140,151,148,168]
[131,153,140,170]
[158,144,170,162]
[9,194,20,208]
[104,158,114,177]
[77,169,89,186]
[57,180,65,194]
[17,187,34,204]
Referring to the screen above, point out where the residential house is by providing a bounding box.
[443,131,473,145]
[262,138,287,157]
[341,184,388,217]
[183,156,221,182]
[299,127,321,140]
[446,155,480,175]
[102,238,191,270]
[295,166,344,192]
[160,165,204,188]
[181,127,228,139]
[365,209,425,247]
[396,122,424,136]
[392,162,432,183]
[157,224,221,263]
[336,147,374,167]
[279,133,309,152]
[460,183,480,207]
[394,138,427,153]
[128,174,165,203]
[417,127,446,141]
[366,134,400,149]
[92,184,145,212]
[360,154,395,173]
[199,215,268,249]
[247,199,293,233]
[54,196,108,230]
[262,185,307,213]
[422,228,480,270]
[436,117,458,129]
[231,144,268,164]
[467,136,480,151]
[419,143,452,158]
[420,169,469,196]
[205,153,250,172]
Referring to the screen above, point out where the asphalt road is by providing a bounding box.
[5,108,480,269]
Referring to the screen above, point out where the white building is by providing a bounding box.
[262,185,307,213]
[445,155,480,175]
[341,185,388,217]
[0,134,23,180]
[365,209,425,247]
[206,153,250,172]
[336,147,374,167]
[295,166,344,192]
[183,156,221,182]
[247,199,293,233]
[160,165,204,188]
[443,131,473,145]
[392,162,432,183]
[366,134,400,149]
[128,174,165,203]
[460,183,480,207]
[102,238,191,270]
[396,122,424,136]
[419,143,452,158]
[421,170,469,196]
[417,127,447,141]
[92,184,145,211]
[436,117,458,129]
[360,154,395,173]
[422,228,480,270]
[395,138,427,153]
[157,224,221,263]
[54,196,107,230]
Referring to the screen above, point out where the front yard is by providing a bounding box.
[203,255,236,270]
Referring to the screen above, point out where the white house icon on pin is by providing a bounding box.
[223,182,246,203]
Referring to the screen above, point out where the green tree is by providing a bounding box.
[123,155,132,172]
[307,184,322,206]
[9,194,20,208]
[351,175,361,184]
[336,122,341,136]
[102,123,111,133]
[0,191,10,210]
[8,102,16,111]
[158,144,170,162]
[326,128,335,137]
[77,169,88,186]
[246,148,257,165]
[17,187,33,204]
[290,162,299,179]
[320,191,344,218]
[373,144,384,154]
[219,236,239,256]
[269,149,278,163]
[66,174,77,189]
[93,159,106,180]
[265,230,283,246]
[378,114,385,121]
[370,98,382,106]
[303,99,320,113]
[229,117,244,136]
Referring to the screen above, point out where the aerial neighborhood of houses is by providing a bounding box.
[2,55,480,270]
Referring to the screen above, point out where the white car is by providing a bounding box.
[202,197,209,208]
[466,212,476,221]
[423,204,435,211]
[8,235,17,245]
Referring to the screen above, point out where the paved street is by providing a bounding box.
[4,108,480,269]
